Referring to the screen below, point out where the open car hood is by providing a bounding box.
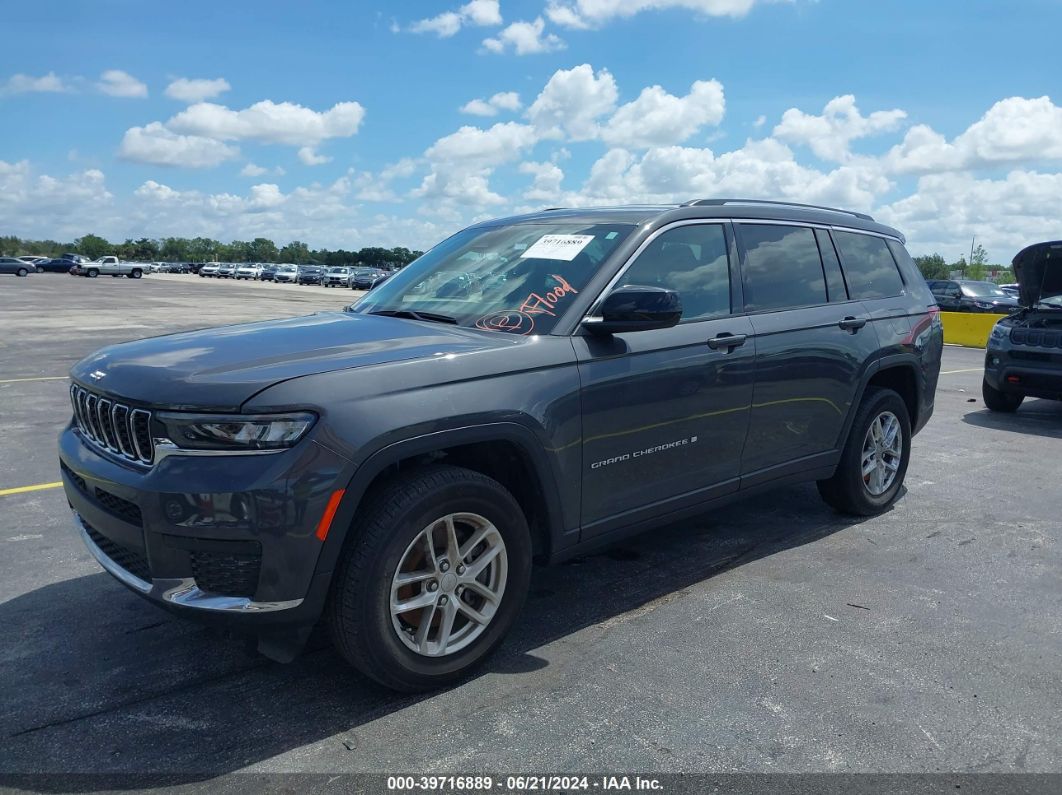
[1014,240,1062,307]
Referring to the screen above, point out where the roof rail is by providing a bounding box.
[681,198,874,222]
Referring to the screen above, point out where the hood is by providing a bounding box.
[70,312,521,411]
[1014,241,1062,307]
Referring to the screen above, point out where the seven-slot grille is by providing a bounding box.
[1011,327,1062,348]
[70,385,154,465]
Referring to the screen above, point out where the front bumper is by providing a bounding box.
[985,349,1062,400]
[59,423,348,633]
[73,510,302,612]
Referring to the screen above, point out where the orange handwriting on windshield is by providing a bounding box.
[519,274,579,317]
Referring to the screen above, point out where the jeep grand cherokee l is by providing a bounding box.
[982,240,1062,411]
[60,198,942,691]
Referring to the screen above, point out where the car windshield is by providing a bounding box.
[961,282,1007,298]
[355,222,634,334]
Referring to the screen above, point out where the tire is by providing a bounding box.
[982,377,1023,412]
[35,266,43,273]
[87,269,99,278]
[16,268,28,277]
[130,269,142,278]
[817,387,911,516]
[328,464,532,692]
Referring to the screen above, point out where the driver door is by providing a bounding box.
[573,222,755,538]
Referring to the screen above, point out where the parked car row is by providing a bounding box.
[192,261,393,290]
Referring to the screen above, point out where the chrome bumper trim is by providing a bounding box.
[73,511,303,613]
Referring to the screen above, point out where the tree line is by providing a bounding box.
[913,244,1015,283]
[0,233,424,269]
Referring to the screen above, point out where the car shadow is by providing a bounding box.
[1,483,876,784]
[961,399,1062,439]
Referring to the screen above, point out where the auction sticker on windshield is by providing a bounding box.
[521,234,594,261]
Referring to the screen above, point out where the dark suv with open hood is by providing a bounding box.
[59,199,942,691]
[982,241,1062,411]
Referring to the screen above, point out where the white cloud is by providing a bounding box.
[297,146,332,165]
[570,138,889,212]
[410,0,502,37]
[462,0,503,25]
[164,77,231,103]
[527,64,618,140]
[878,169,1062,259]
[1,72,69,95]
[547,0,768,28]
[411,11,463,36]
[119,122,240,168]
[97,69,148,98]
[0,160,114,240]
[167,99,365,146]
[426,121,538,167]
[240,163,267,177]
[519,160,566,202]
[417,122,538,208]
[603,79,725,148]
[483,17,564,54]
[460,91,522,116]
[773,95,906,162]
[885,95,1062,174]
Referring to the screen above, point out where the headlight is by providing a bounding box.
[155,412,316,451]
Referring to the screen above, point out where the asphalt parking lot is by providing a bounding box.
[1,273,1060,778]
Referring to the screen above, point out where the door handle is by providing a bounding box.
[707,332,747,350]
[838,316,867,332]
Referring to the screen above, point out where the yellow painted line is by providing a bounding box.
[940,368,983,375]
[0,481,63,497]
[0,376,67,384]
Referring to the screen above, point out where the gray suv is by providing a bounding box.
[983,240,1062,411]
[59,199,943,691]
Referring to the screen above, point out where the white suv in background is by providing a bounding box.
[236,263,263,280]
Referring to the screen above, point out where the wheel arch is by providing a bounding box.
[839,355,924,449]
[316,423,566,579]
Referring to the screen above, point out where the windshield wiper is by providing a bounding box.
[369,309,459,325]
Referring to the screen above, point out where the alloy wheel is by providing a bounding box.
[861,410,902,496]
[389,512,508,657]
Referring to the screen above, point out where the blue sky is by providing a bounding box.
[2,0,1060,260]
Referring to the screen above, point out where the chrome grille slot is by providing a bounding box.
[70,386,154,465]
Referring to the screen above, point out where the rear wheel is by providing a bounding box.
[130,269,142,278]
[328,464,532,692]
[35,265,43,273]
[982,377,1023,412]
[16,267,28,277]
[818,387,911,516]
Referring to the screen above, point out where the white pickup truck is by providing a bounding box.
[72,256,146,279]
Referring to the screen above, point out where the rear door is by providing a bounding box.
[574,221,755,535]
[830,229,915,359]
[735,222,878,482]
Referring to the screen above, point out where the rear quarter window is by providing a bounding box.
[833,231,905,299]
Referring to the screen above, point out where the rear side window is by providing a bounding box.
[739,224,827,312]
[833,231,905,299]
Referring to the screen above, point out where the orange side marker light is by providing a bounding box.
[315,489,346,541]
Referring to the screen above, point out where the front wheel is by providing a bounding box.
[16,268,28,277]
[328,464,532,692]
[35,265,43,273]
[87,269,99,278]
[130,269,142,278]
[982,378,1023,412]
[818,387,911,516]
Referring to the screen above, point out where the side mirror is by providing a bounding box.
[584,285,682,335]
